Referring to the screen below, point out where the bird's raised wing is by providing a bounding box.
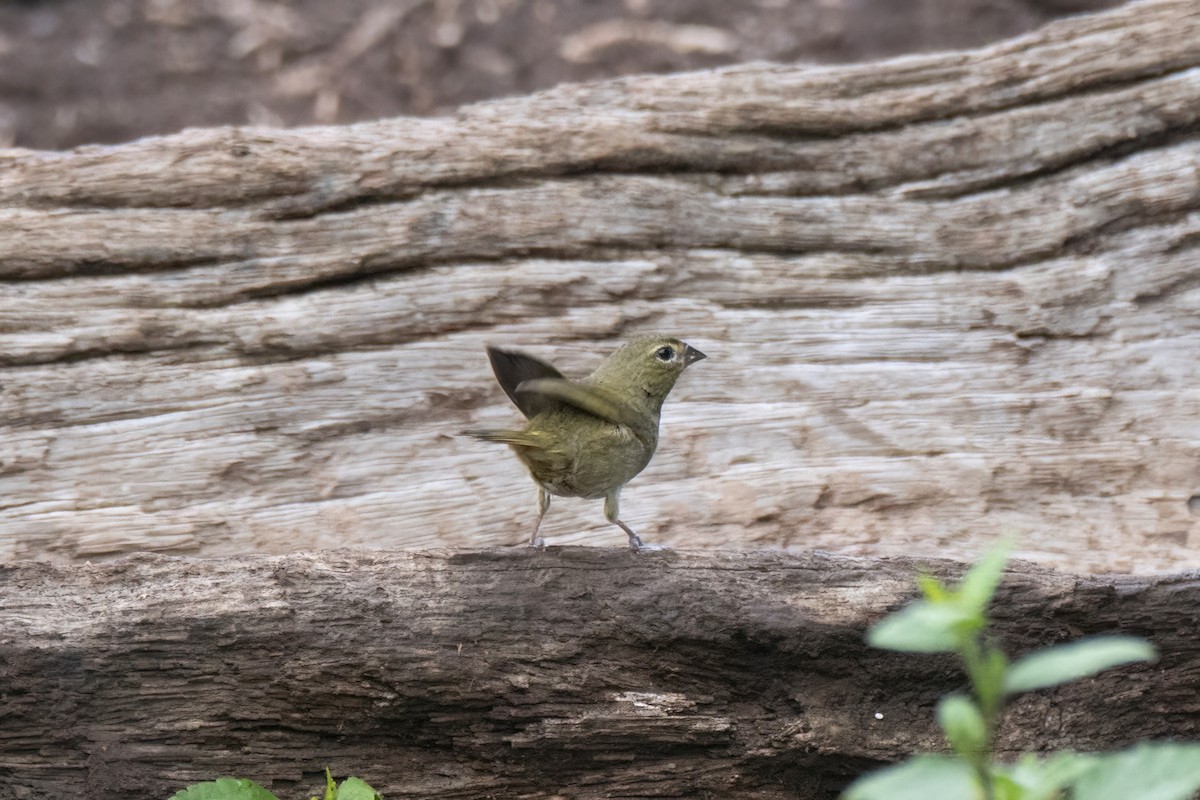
[515,378,652,441]
[486,347,565,419]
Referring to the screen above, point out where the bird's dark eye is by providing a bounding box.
[655,346,675,362]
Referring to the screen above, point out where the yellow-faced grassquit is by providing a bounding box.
[465,335,706,551]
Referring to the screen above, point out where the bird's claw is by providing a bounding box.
[528,536,546,549]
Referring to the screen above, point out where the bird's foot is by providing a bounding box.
[627,533,644,552]
[527,535,546,548]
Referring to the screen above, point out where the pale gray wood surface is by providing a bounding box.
[1,0,1198,571]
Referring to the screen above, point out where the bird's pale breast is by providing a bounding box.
[516,408,657,499]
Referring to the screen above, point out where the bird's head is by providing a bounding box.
[589,334,707,405]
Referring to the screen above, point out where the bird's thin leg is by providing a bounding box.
[603,491,644,552]
[528,487,550,547]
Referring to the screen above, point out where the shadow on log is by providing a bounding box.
[1,549,1196,799]
[0,0,1198,572]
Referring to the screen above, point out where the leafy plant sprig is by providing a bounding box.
[170,768,380,800]
[844,540,1200,800]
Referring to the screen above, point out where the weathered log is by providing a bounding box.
[1,549,1195,799]
[1,0,1199,571]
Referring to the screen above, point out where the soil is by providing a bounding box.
[0,0,1125,151]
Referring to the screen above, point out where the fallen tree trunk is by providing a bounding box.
[1,549,1195,799]
[1,0,1198,572]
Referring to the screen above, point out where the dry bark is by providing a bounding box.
[5,4,1200,799]
[1,0,1199,572]
[1,549,1196,799]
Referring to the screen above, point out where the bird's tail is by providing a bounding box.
[461,428,543,448]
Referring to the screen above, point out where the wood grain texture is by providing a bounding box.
[1,549,1196,799]
[1,0,1199,571]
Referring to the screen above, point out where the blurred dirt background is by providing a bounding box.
[0,0,1125,151]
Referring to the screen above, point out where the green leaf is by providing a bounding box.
[1004,636,1157,694]
[868,601,974,653]
[958,539,1013,615]
[842,755,980,800]
[917,573,950,603]
[990,773,1025,800]
[336,777,383,800]
[999,752,1100,800]
[937,694,987,757]
[170,778,279,800]
[1072,742,1200,800]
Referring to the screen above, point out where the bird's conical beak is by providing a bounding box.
[683,344,707,366]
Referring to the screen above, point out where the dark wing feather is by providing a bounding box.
[486,347,565,419]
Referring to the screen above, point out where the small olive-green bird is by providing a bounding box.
[465,335,706,551]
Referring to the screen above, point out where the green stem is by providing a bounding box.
[960,636,1000,800]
